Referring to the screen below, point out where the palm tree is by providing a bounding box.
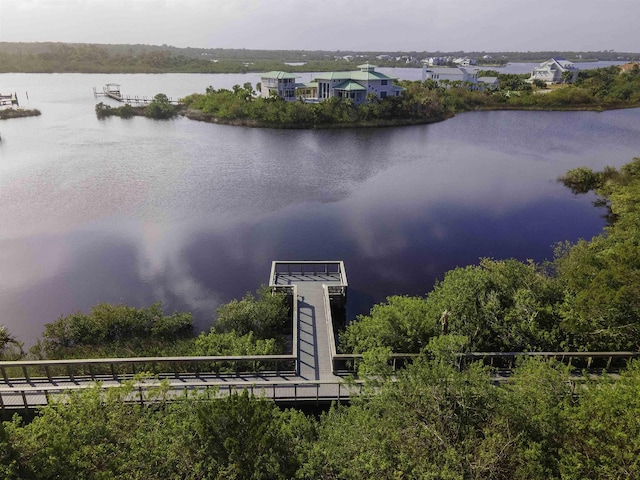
[0,325,23,359]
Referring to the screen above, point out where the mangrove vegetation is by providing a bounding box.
[177,64,640,129]
[0,108,41,120]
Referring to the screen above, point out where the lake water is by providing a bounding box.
[1,72,639,345]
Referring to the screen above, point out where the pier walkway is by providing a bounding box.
[93,83,180,105]
[1,260,638,411]
[0,261,353,410]
[0,92,19,107]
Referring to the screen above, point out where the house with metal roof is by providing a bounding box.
[260,64,403,104]
[529,58,579,84]
[260,71,299,100]
[310,64,404,104]
[477,76,499,91]
[421,66,479,88]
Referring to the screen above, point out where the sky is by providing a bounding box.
[0,0,638,53]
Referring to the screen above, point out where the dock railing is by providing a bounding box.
[329,350,640,375]
[270,260,347,291]
[0,354,297,385]
[0,378,364,411]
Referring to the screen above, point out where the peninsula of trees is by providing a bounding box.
[92,63,640,128]
[176,64,640,129]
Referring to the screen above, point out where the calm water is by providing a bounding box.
[1,72,640,345]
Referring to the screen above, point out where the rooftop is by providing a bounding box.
[261,71,299,80]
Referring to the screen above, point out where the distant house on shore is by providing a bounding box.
[260,64,404,105]
[421,66,479,87]
[260,71,299,100]
[529,58,579,84]
[477,76,499,91]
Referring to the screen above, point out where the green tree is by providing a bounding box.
[30,302,193,359]
[560,361,640,479]
[194,390,310,479]
[303,354,500,479]
[340,295,437,353]
[493,358,574,479]
[145,93,178,119]
[0,325,23,360]
[215,285,289,340]
[555,158,640,350]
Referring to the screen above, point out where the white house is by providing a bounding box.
[421,66,479,88]
[453,57,477,67]
[529,58,579,84]
[260,71,299,100]
[477,76,499,91]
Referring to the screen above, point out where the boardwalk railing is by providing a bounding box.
[270,260,348,297]
[0,379,363,411]
[0,355,297,385]
[458,351,640,370]
[93,85,180,105]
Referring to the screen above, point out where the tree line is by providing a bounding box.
[1,42,638,74]
[0,286,290,362]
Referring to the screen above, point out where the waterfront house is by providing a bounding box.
[421,66,479,88]
[529,58,579,84]
[261,64,403,104]
[477,76,499,91]
[260,71,299,100]
[312,64,403,104]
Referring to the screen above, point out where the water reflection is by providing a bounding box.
[0,73,638,344]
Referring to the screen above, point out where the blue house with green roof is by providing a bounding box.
[260,64,403,104]
[313,64,404,104]
[260,71,300,100]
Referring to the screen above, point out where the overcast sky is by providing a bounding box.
[0,0,637,52]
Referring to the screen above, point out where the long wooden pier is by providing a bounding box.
[1,261,639,411]
[93,83,180,105]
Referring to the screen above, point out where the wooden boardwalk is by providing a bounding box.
[93,83,180,105]
[0,261,351,410]
[1,261,638,411]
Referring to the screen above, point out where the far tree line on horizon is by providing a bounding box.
[1,42,639,74]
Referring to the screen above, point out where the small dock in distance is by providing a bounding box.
[93,83,180,105]
[0,92,19,107]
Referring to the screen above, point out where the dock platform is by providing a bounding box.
[93,83,180,105]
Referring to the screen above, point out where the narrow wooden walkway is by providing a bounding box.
[2,261,637,411]
[93,83,180,105]
[0,261,351,410]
